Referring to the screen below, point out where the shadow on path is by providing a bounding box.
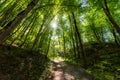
[46,59,94,80]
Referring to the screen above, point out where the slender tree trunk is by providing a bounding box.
[106,19,120,45]
[100,27,105,42]
[45,32,52,56]
[74,29,81,59]
[102,0,120,34]
[63,30,66,58]
[19,15,37,48]
[70,25,77,59]
[90,23,102,43]
[31,16,47,49]
[0,0,21,27]
[60,19,66,58]
[112,29,120,45]
[69,15,78,60]
[0,0,39,44]
[71,12,87,67]
[0,0,9,14]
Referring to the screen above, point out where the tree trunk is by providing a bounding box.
[0,0,39,44]
[0,0,21,27]
[45,32,52,56]
[90,23,102,43]
[112,29,120,45]
[63,29,66,58]
[69,15,77,59]
[71,12,87,67]
[70,25,77,59]
[0,0,9,14]
[102,0,120,34]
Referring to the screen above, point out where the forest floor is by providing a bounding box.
[0,44,50,80]
[45,58,94,80]
[0,43,120,80]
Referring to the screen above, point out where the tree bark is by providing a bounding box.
[102,0,120,34]
[0,0,39,44]
[71,12,87,67]
[69,15,77,59]
[0,0,21,27]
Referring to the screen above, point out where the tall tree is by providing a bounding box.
[71,12,87,67]
[0,0,21,27]
[0,0,39,44]
[102,0,120,34]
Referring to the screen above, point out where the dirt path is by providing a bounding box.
[46,59,94,80]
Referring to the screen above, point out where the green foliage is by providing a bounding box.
[0,0,120,80]
[86,43,120,80]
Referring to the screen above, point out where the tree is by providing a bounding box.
[0,0,39,44]
[71,12,87,67]
[102,0,120,34]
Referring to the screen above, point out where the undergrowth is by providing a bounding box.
[0,45,51,80]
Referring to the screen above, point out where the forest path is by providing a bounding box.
[46,59,94,80]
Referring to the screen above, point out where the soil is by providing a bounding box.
[46,59,94,80]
